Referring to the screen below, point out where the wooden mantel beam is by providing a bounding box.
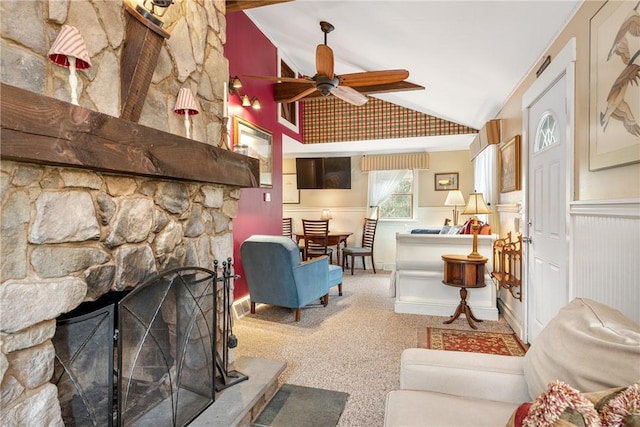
[0,83,259,188]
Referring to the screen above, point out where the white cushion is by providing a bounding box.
[400,348,530,403]
[523,298,640,398]
[384,390,518,427]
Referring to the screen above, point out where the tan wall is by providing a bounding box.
[283,150,473,209]
[496,0,639,203]
[418,151,474,207]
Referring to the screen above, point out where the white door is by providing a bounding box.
[523,40,575,343]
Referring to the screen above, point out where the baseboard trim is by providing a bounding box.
[498,299,525,341]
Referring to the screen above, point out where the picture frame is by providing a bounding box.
[589,0,640,171]
[233,116,273,188]
[282,173,300,204]
[434,172,459,191]
[499,135,521,193]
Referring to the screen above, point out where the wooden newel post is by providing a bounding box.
[120,3,170,123]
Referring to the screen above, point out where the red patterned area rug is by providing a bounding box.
[418,328,528,356]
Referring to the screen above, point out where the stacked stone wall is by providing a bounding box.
[0,161,238,424]
[1,0,230,424]
[1,0,228,145]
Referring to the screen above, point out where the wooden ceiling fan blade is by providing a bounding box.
[338,69,410,87]
[244,74,313,83]
[332,86,368,106]
[285,86,318,103]
[316,44,334,79]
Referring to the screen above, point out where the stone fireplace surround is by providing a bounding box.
[0,85,260,425]
[0,0,273,421]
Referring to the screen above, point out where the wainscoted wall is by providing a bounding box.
[499,200,640,340]
[570,201,640,323]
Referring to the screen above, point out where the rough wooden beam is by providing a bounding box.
[274,80,425,102]
[120,3,170,123]
[0,83,259,188]
[226,0,292,13]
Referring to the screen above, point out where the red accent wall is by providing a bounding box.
[226,11,302,298]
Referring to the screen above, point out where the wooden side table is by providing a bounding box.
[441,254,488,329]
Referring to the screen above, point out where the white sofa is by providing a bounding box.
[394,232,498,320]
[384,298,640,426]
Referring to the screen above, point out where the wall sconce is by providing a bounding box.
[48,25,92,106]
[444,190,465,226]
[228,76,261,110]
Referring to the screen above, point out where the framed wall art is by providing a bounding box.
[434,172,459,191]
[589,0,640,170]
[282,173,300,204]
[499,135,521,193]
[233,116,273,188]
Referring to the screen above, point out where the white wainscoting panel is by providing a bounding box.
[570,200,640,323]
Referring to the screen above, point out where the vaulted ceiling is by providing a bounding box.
[229,1,583,156]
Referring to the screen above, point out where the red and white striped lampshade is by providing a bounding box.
[48,25,91,69]
[174,88,199,115]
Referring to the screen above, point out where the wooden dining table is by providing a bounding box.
[294,231,353,264]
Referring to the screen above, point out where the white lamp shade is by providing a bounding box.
[320,209,332,220]
[444,190,465,206]
[174,88,199,115]
[48,25,91,69]
[462,192,492,215]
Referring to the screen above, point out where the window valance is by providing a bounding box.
[360,152,429,171]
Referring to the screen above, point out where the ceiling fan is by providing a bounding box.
[246,21,417,106]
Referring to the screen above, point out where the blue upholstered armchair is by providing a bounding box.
[240,235,343,321]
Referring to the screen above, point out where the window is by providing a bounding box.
[370,170,416,219]
[534,111,558,153]
[279,60,297,127]
[277,52,299,132]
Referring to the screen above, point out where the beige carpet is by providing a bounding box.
[233,271,514,426]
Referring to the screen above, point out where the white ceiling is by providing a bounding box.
[245,0,582,157]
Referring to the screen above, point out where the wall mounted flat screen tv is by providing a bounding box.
[296,157,351,189]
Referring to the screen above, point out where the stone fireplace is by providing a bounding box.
[0,154,256,425]
[0,1,261,424]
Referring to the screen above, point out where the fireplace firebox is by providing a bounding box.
[52,267,219,426]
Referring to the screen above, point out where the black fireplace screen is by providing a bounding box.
[53,267,217,427]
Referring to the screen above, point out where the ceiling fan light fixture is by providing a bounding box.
[315,75,339,96]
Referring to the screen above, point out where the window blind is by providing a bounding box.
[360,152,429,171]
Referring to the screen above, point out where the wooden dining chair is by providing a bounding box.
[284,217,305,256]
[282,217,294,239]
[341,218,378,275]
[302,219,333,262]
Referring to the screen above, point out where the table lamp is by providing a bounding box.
[461,192,492,259]
[320,209,332,220]
[48,25,92,106]
[174,88,199,139]
[444,190,465,226]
